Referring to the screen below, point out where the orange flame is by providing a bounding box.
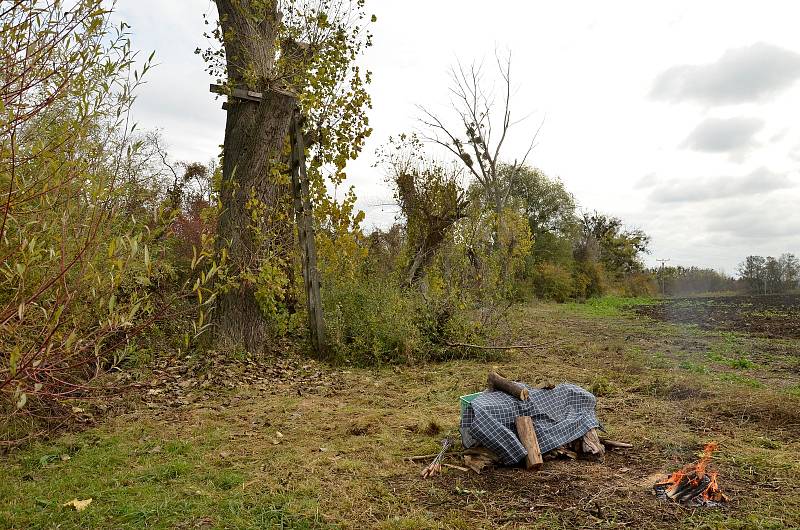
[695,441,719,477]
[656,442,726,504]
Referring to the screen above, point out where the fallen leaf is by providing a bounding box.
[71,406,84,414]
[62,498,92,511]
[276,431,284,438]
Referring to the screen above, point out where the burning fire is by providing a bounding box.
[654,442,728,506]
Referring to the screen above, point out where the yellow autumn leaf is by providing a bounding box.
[62,498,92,511]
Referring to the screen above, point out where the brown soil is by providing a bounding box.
[635,294,800,339]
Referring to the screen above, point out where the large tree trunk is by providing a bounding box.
[213,1,295,351]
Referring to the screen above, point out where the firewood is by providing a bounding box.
[463,446,500,473]
[515,416,543,469]
[600,439,633,449]
[548,445,578,459]
[667,472,697,499]
[678,477,711,504]
[464,446,500,461]
[581,428,606,457]
[487,371,529,400]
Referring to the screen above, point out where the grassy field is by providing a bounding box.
[2,298,799,529]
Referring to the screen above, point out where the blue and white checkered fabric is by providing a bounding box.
[460,383,602,465]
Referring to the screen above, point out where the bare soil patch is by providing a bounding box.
[635,294,800,340]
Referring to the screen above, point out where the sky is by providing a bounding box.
[117,1,800,274]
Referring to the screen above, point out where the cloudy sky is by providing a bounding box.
[118,1,800,274]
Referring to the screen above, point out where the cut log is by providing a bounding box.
[581,428,606,457]
[515,416,543,470]
[487,372,529,400]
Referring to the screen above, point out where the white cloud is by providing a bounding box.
[651,42,800,105]
[681,117,763,155]
[645,167,795,204]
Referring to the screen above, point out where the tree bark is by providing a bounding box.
[213,0,296,351]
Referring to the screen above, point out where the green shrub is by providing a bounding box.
[324,278,421,365]
[532,262,574,302]
[573,260,606,300]
[322,271,487,365]
[621,272,658,297]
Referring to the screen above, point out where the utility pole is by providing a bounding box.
[656,258,670,297]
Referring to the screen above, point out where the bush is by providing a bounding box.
[532,263,574,302]
[573,260,606,300]
[621,272,658,297]
[0,4,219,444]
[324,278,421,365]
[322,270,486,365]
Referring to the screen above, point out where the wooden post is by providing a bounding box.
[289,107,327,358]
[515,416,543,470]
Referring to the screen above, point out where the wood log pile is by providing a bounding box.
[415,372,634,478]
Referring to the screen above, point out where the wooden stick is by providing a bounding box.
[404,451,461,461]
[488,371,529,400]
[515,416,543,470]
[446,339,562,350]
[420,438,452,479]
[600,439,633,449]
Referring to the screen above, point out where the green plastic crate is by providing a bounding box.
[459,392,482,415]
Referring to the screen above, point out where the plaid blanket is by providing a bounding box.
[459,383,602,465]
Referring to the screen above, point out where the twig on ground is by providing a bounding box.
[445,339,563,351]
[421,438,452,478]
[404,450,462,461]
[600,439,634,449]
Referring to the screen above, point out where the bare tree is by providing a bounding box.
[418,52,542,239]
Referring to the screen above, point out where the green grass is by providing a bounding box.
[2,298,800,529]
[717,372,764,388]
[0,424,330,529]
[566,295,655,316]
[679,360,709,374]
